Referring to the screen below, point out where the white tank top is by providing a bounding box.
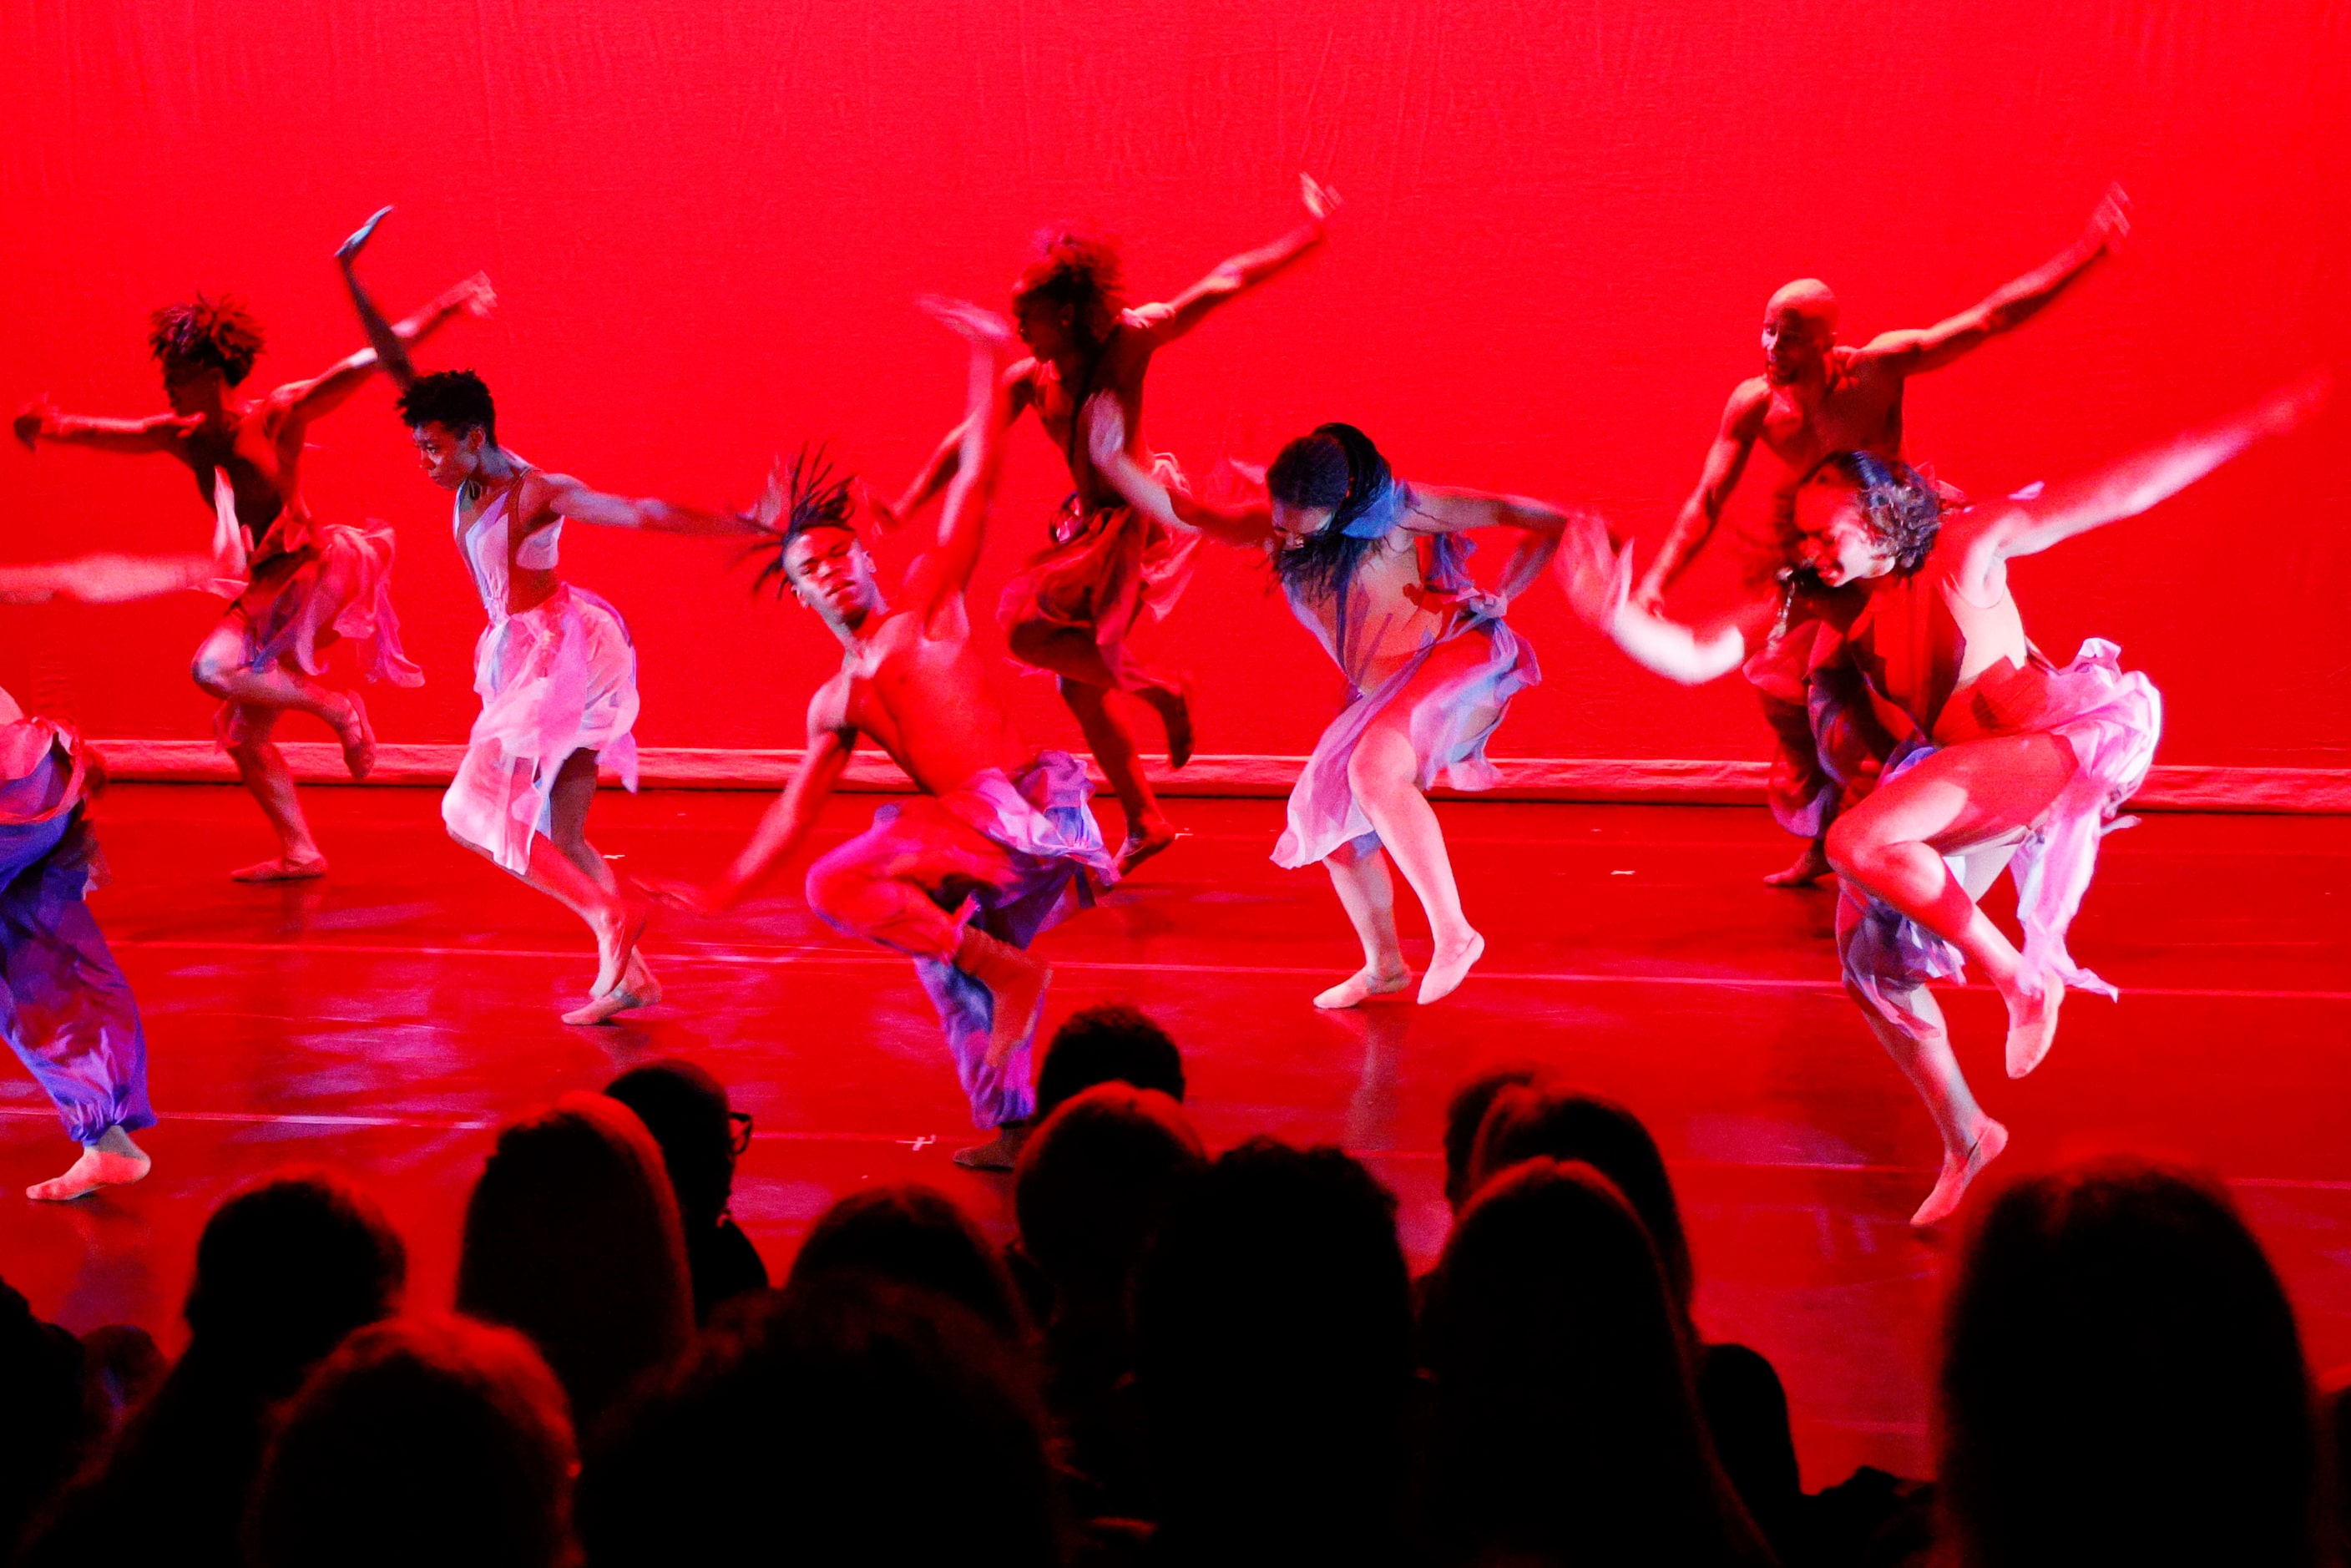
[454,473,561,620]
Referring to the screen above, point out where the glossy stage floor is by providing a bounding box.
[5,783,2348,1484]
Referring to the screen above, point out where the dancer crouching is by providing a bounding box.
[661,301,1117,1171]
[1559,377,2325,1226]
[340,210,766,1024]
[1086,403,1575,1007]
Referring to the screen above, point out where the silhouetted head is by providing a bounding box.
[788,1184,1029,1346]
[1015,1083,1205,1310]
[149,296,265,418]
[1762,279,1839,385]
[1425,1159,1765,1565]
[578,1275,1061,1565]
[245,1314,574,1568]
[1466,1082,1696,1328]
[183,1169,407,1399]
[398,370,499,489]
[603,1059,741,1232]
[1134,1138,1416,1560]
[1794,449,1942,584]
[1440,1064,1545,1213]
[456,1094,693,1431]
[1034,1002,1186,1124]
[1010,229,1124,363]
[1941,1158,2321,1568]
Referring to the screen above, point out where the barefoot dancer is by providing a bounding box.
[885,176,1339,873]
[1633,188,2131,887]
[1087,403,1575,1008]
[13,273,494,880]
[338,211,763,1025]
[671,301,1117,1170]
[1561,377,2324,1226]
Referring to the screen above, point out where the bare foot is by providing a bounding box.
[561,980,659,1026]
[231,855,327,883]
[1137,677,1195,768]
[1116,821,1181,877]
[1313,966,1413,1009]
[27,1132,150,1201]
[2004,974,2065,1079]
[953,1120,1031,1171]
[1418,930,1487,1005]
[1909,1120,2009,1229]
[332,691,377,781]
[589,901,650,1003]
[1764,840,1833,888]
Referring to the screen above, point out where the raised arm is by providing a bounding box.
[1401,485,1580,604]
[1956,372,2328,581]
[1142,174,1340,346]
[302,206,493,421]
[13,399,198,457]
[909,298,1023,611]
[1636,382,1768,609]
[1863,185,2129,379]
[694,711,857,913]
[1081,393,1274,547]
[882,361,1036,528]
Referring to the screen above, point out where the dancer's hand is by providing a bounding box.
[918,295,1017,352]
[1554,514,1635,630]
[739,458,788,534]
[1301,173,1343,226]
[2251,367,2333,438]
[337,205,395,265]
[13,397,55,451]
[2083,183,2131,258]
[451,272,499,319]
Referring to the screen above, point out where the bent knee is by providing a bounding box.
[190,650,237,697]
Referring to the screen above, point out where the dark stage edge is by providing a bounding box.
[5,785,2347,1486]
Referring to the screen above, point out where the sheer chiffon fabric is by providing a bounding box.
[997,456,1201,691]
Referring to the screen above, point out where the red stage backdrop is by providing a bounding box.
[3,0,2344,776]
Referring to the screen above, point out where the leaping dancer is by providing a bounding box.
[1634,187,2131,887]
[1560,375,2326,1226]
[13,269,494,879]
[883,175,1340,873]
[659,300,1119,1171]
[337,210,766,1024]
[1085,402,1576,1009]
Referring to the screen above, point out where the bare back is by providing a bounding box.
[1024,309,1165,513]
[174,397,311,549]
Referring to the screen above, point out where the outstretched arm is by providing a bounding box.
[882,362,1035,529]
[1081,393,1273,546]
[1959,372,2328,578]
[1636,382,1768,609]
[1403,485,1578,604]
[1556,518,1777,685]
[535,470,766,536]
[1143,174,1340,346]
[695,716,857,913]
[909,297,1023,611]
[13,399,197,457]
[1,467,246,603]
[326,206,494,407]
[1863,185,2130,379]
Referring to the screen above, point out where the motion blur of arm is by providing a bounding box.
[1144,174,1340,346]
[909,297,1022,614]
[882,361,1036,529]
[325,205,495,406]
[0,468,248,604]
[1957,372,2328,579]
[1863,185,2130,378]
[1636,383,1767,609]
[695,718,856,913]
[1556,517,1771,685]
[13,398,198,457]
[1080,393,1274,546]
[1403,484,1581,604]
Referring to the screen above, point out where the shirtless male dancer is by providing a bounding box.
[1635,186,2131,886]
[339,209,765,1024]
[13,272,493,879]
[1562,375,2324,1224]
[884,175,1340,873]
[668,300,1118,1170]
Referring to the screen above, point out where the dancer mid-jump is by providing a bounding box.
[338,210,765,1024]
[1087,402,1576,1009]
[1561,376,2324,1225]
[885,175,1339,873]
[13,271,493,879]
[664,301,1119,1171]
[1635,187,2131,887]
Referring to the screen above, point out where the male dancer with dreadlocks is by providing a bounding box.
[1635,187,2131,886]
[883,175,1339,873]
[1560,375,2323,1224]
[338,209,765,1024]
[665,300,1117,1170]
[13,271,493,879]
[1085,400,1577,1009]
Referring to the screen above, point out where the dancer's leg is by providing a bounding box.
[1010,620,1186,867]
[544,756,660,1007]
[207,701,329,882]
[1850,979,2009,1227]
[1826,734,2078,1070]
[193,609,374,776]
[1316,838,1411,1009]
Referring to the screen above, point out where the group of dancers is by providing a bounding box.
[2,181,2323,1221]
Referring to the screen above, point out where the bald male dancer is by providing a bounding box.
[1636,187,2131,884]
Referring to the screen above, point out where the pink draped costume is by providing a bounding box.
[805,752,1119,1129]
[998,454,1201,691]
[0,716,154,1146]
[210,496,423,751]
[441,478,640,874]
[1830,551,2163,1040]
[1274,525,1540,869]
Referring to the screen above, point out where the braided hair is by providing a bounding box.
[749,445,858,600]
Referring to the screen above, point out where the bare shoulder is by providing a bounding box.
[807,666,857,734]
[1724,377,1772,428]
